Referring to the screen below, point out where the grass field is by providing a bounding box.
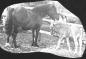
[0,20,60,52]
[0,20,76,53]
[0,30,59,52]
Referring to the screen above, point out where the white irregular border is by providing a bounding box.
[1,1,85,58]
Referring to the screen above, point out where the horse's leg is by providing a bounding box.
[32,26,40,47]
[12,32,19,48]
[5,27,12,47]
[4,34,11,47]
[7,34,10,43]
[35,27,40,46]
[32,29,35,46]
[32,28,39,47]
[11,26,19,48]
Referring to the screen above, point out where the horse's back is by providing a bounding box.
[13,7,29,24]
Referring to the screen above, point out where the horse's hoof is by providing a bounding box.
[32,43,39,47]
[14,45,20,48]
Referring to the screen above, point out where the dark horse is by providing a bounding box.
[3,4,60,48]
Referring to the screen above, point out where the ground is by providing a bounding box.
[0,30,59,52]
[0,20,76,53]
[0,20,60,52]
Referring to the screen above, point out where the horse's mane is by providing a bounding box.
[31,4,54,15]
[33,4,52,10]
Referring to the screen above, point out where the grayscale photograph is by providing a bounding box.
[0,0,86,59]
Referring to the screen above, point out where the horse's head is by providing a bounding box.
[47,4,60,21]
[32,4,60,20]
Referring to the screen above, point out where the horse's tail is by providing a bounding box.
[2,7,14,35]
